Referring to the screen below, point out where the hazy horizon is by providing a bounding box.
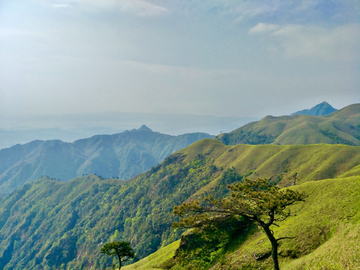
[1,0,359,130]
[0,109,259,149]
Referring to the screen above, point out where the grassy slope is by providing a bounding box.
[216,103,360,146]
[292,178,360,269]
[123,240,180,270]
[177,139,360,186]
[124,176,360,270]
[220,176,360,270]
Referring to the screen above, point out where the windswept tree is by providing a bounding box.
[101,241,135,270]
[173,178,306,270]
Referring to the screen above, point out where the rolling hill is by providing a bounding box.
[0,126,212,194]
[0,140,359,269]
[216,103,360,146]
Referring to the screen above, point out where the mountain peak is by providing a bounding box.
[137,125,152,132]
[291,102,337,116]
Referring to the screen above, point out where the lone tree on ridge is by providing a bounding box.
[101,241,135,270]
[172,178,306,270]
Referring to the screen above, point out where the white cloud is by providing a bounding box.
[223,0,317,22]
[122,0,169,16]
[249,23,281,34]
[249,23,360,62]
[220,1,282,22]
[48,0,169,16]
[214,0,359,25]
[53,4,73,9]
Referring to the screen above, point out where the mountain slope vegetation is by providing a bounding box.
[124,176,360,270]
[0,140,359,269]
[0,126,212,194]
[216,103,360,146]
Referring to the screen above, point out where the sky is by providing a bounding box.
[0,0,359,123]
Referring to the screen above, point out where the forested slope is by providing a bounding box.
[0,126,212,194]
[0,141,359,269]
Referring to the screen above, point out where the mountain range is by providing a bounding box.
[0,102,359,269]
[0,111,258,149]
[1,103,358,195]
[216,103,360,146]
[0,101,336,150]
[0,127,125,151]
[0,126,212,194]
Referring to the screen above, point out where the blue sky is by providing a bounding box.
[0,0,359,121]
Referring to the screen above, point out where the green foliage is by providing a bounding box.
[0,154,220,269]
[173,178,306,230]
[170,217,252,270]
[101,241,134,270]
[215,168,243,195]
[173,178,306,270]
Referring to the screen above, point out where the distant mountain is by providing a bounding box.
[0,126,213,194]
[0,111,258,147]
[291,101,337,116]
[216,103,360,146]
[0,141,359,269]
[0,127,125,150]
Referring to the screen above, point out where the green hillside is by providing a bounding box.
[0,126,212,194]
[0,141,359,269]
[216,103,360,146]
[124,176,360,270]
[176,139,360,187]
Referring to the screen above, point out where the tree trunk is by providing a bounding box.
[271,240,279,270]
[262,225,280,270]
[116,252,122,270]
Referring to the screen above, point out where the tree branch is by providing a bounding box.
[276,236,296,242]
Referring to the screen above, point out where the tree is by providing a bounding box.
[173,178,306,270]
[101,241,135,270]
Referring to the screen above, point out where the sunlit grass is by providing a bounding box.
[221,176,360,270]
[123,240,180,270]
[125,176,360,269]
